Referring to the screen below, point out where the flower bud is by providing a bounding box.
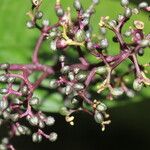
[7,76,15,83]
[15,129,21,136]
[1,138,9,145]
[100,38,109,49]
[83,12,91,18]
[86,30,91,39]
[120,0,129,7]
[0,144,7,150]
[39,113,46,120]
[42,19,49,26]
[0,100,8,110]
[29,116,39,126]
[56,8,64,17]
[138,2,148,9]
[96,103,107,112]
[35,11,43,19]
[126,90,135,98]
[0,63,10,70]
[11,113,19,122]
[133,79,143,91]
[81,18,89,26]
[71,98,80,108]
[65,85,72,95]
[76,72,87,81]
[94,111,104,124]
[32,133,42,143]
[74,83,84,91]
[132,8,139,15]
[3,111,10,119]
[73,67,80,74]
[20,85,28,95]
[138,48,144,56]
[111,88,123,96]
[100,27,106,35]
[124,8,132,18]
[30,97,40,106]
[13,98,22,105]
[0,88,8,95]
[49,132,58,142]
[124,30,131,37]
[23,126,31,135]
[93,0,100,5]
[61,66,70,74]
[96,66,107,75]
[26,21,34,29]
[140,39,149,48]
[108,20,117,28]
[0,75,7,82]
[118,14,124,21]
[49,79,58,89]
[87,41,93,50]
[49,31,57,38]
[56,38,67,49]
[59,107,69,116]
[68,72,75,81]
[73,0,81,11]
[59,55,65,62]
[50,40,57,51]
[45,116,55,126]
[39,120,45,128]
[75,29,86,42]
[17,125,26,135]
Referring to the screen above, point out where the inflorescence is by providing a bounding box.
[0,0,150,149]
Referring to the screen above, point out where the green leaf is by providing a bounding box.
[34,90,64,113]
[0,0,149,113]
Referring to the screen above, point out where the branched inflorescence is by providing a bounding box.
[0,0,150,149]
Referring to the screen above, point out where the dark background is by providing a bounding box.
[0,0,150,149]
[11,99,150,150]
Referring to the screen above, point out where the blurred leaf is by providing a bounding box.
[0,0,150,113]
[34,90,64,113]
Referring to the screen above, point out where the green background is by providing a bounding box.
[0,0,150,150]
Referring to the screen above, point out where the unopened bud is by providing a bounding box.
[73,0,81,11]
[133,79,143,91]
[26,21,34,29]
[138,2,148,9]
[46,116,55,126]
[0,63,10,70]
[30,97,40,106]
[96,103,107,112]
[32,133,42,143]
[75,29,86,42]
[124,8,132,18]
[29,116,39,126]
[111,88,124,96]
[94,111,104,124]
[120,0,129,7]
[74,83,84,90]
[96,66,107,75]
[0,88,8,95]
[61,66,70,74]
[100,38,109,49]
[56,8,64,17]
[49,132,58,142]
[35,11,43,19]
[49,79,58,89]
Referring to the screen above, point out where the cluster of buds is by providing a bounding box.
[0,0,150,149]
[0,63,57,150]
